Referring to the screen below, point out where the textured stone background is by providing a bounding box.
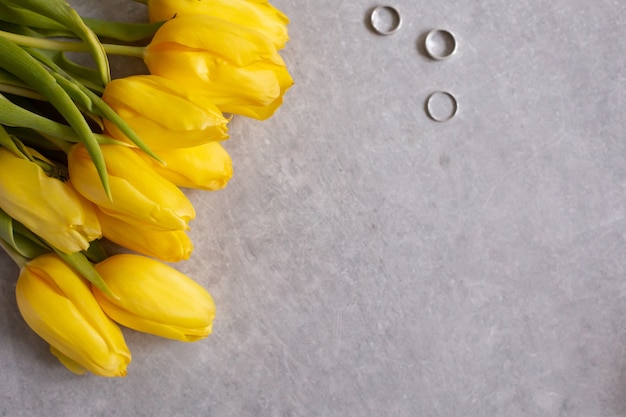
[1,0,625,416]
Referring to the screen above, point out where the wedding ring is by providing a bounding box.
[426,91,458,122]
[370,5,402,36]
[424,29,458,60]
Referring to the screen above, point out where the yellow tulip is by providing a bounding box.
[0,147,101,253]
[68,143,195,231]
[15,253,131,377]
[96,208,193,262]
[102,75,229,150]
[92,254,216,342]
[144,14,293,120]
[147,0,290,49]
[134,142,232,191]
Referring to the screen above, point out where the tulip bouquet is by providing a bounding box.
[0,0,292,377]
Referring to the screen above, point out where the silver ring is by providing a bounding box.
[424,29,458,60]
[426,91,458,122]
[370,5,402,36]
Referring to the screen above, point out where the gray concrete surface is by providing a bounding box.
[1,0,625,416]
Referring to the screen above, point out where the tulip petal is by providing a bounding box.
[16,254,131,377]
[148,15,282,67]
[102,76,228,149]
[143,15,293,119]
[0,148,102,254]
[148,0,289,49]
[134,142,232,191]
[50,345,87,375]
[93,254,215,342]
[0,37,110,194]
[144,50,293,119]
[68,144,195,231]
[96,208,194,262]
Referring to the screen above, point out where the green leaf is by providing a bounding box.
[0,94,81,141]
[55,250,117,299]
[0,40,109,195]
[19,47,102,93]
[0,238,28,269]
[0,66,47,100]
[11,232,49,259]
[0,208,49,259]
[4,126,69,151]
[50,52,102,92]
[0,123,25,157]
[2,0,110,85]
[26,49,162,163]
[0,199,112,296]
[0,2,66,32]
[0,97,128,152]
[82,239,108,263]
[0,67,27,87]
[0,208,20,254]
[0,210,117,297]
[57,76,162,162]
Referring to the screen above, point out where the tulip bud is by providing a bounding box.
[146,0,290,49]
[96,208,193,262]
[144,14,293,120]
[0,147,101,253]
[15,254,131,377]
[68,143,195,231]
[134,142,232,191]
[92,254,216,342]
[102,75,229,150]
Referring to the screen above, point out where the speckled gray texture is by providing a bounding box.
[0,0,625,416]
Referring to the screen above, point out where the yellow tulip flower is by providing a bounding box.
[134,142,232,191]
[92,254,216,342]
[0,147,101,253]
[15,253,131,377]
[147,0,290,49]
[102,75,229,150]
[96,208,193,262]
[68,143,195,231]
[144,14,293,120]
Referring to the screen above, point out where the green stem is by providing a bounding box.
[0,29,145,58]
[102,43,146,57]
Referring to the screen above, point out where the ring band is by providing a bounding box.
[370,5,402,36]
[424,29,458,60]
[426,91,458,122]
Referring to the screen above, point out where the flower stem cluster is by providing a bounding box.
[0,0,291,377]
